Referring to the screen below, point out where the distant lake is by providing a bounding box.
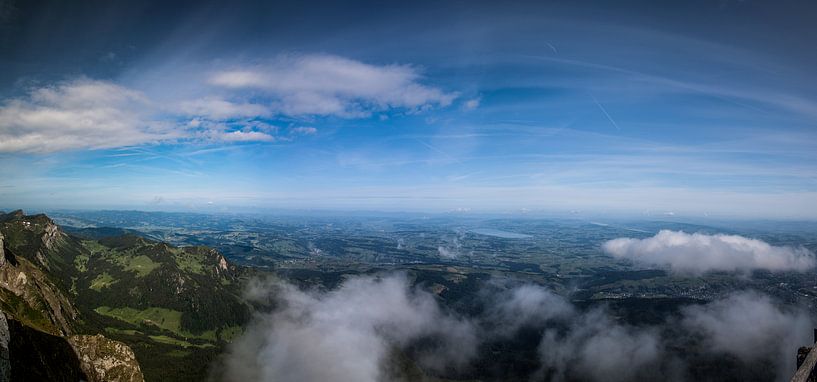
[470,228,532,239]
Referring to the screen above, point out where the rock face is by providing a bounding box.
[0,309,145,382]
[0,311,10,382]
[0,210,247,381]
[69,334,145,382]
[0,310,87,381]
[0,211,146,381]
[0,210,80,335]
[41,220,62,251]
[0,233,6,267]
[0,244,78,335]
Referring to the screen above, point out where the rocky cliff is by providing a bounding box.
[0,210,145,381]
[69,334,144,382]
[0,210,249,381]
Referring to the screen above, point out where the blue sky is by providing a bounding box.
[0,0,816,218]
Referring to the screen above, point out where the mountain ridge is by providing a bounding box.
[0,209,251,381]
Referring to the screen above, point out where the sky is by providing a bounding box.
[0,0,816,218]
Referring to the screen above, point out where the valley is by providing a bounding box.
[1,209,812,381]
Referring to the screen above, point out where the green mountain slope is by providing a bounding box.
[0,210,252,381]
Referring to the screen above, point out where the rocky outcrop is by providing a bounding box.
[0,253,78,335]
[0,210,244,381]
[0,309,144,382]
[0,210,71,271]
[41,220,63,251]
[0,233,6,268]
[0,212,79,335]
[0,310,88,381]
[0,311,10,382]
[69,334,145,382]
[218,253,229,272]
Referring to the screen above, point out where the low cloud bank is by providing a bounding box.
[484,284,574,335]
[602,230,816,274]
[538,309,664,382]
[682,291,812,377]
[218,274,812,382]
[220,275,475,382]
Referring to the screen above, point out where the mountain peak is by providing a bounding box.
[0,210,25,222]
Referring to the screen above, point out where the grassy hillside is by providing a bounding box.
[0,210,252,381]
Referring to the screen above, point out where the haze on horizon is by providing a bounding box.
[1,0,816,219]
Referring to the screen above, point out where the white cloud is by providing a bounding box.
[602,230,816,274]
[482,283,664,382]
[437,232,466,259]
[213,130,276,142]
[179,97,269,120]
[222,276,813,382]
[196,120,278,143]
[492,285,810,381]
[485,284,574,336]
[490,284,809,381]
[462,97,481,110]
[0,55,458,153]
[437,236,462,259]
[208,70,266,88]
[0,80,286,153]
[221,274,477,382]
[289,126,317,135]
[437,245,458,258]
[209,54,458,118]
[0,79,177,153]
[538,309,664,382]
[681,291,812,379]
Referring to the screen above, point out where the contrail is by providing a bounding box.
[545,42,558,55]
[590,94,620,131]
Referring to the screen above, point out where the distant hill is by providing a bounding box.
[61,226,145,240]
[0,210,251,381]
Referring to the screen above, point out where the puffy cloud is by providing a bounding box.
[209,54,458,118]
[0,55,458,153]
[538,309,664,382]
[219,274,477,382]
[602,230,816,274]
[681,291,812,379]
[489,285,811,382]
[484,284,574,335]
[481,283,664,381]
[226,276,666,382]
[220,276,812,382]
[0,80,282,153]
[0,79,176,153]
